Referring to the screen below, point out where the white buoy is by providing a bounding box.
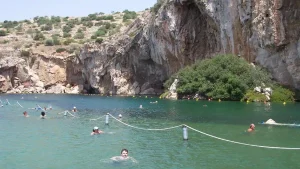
[105,113,109,125]
[118,114,122,118]
[183,125,188,140]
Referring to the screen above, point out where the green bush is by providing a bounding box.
[63,32,71,38]
[271,85,295,102]
[0,30,6,36]
[63,17,69,22]
[91,35,97,39]
[56,48,66,53]
[33,32,45,41]
[94,28,107,37]
[45,39,54,46]
[164,55,274,101]
[83,21,94,28]
[2,20,19,28]
[63,25,72,33]
[77,28,83,33]
[151,0,165,14]
[88,13,97,20]
[52,36,61,45]
[81,26,87,31]
[51,16,61,23]
[74,32,84,39]
[105,22,111,29]
[63,38,74,45]
[21,50,30,57]
[40,23,53,31]
[122,10,137,22]
[242,90,268,102]
[95,21,103,26]
[95,38,103,44]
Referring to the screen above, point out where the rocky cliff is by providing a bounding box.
[1,0,300,94]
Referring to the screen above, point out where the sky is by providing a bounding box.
[0,0,157,22]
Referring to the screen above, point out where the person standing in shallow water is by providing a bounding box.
[247,124,255,132]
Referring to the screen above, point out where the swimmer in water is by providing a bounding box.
[91,126,104,135]
[72,106,77,112]
[111,149,137,163]
[40,111,46,119]
[23,111,29,117]
[247,123,255,132]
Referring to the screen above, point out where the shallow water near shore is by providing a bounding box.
[1,94,300,169]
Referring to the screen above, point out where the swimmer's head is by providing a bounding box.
[23,111,27,115]
[121,149,128,158]
[94,126,99,131]
[41,111,45,116]
[250,124,255,129]
[73,106,76,109]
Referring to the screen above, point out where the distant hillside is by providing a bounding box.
[0,10,144,55]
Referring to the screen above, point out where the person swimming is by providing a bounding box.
[264,119,276,124]
[247,124,255,132]
[40,111,46,119]
[110,149,137,163]
[23,111,29,117]
[91,126,104,135]
[72,106,77,112]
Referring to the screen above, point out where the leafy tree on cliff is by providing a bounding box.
[164,54,293,101]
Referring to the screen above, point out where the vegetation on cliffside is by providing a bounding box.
[0,10,140,55]
[164,55,295,102]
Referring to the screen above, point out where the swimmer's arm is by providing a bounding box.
[130,157,138,163]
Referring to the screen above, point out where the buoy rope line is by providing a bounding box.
[66,111,79,118]
[89,115,106,121]
[108,114,300,150]
[6,99,11,105]
[108,114,182,131]
[17,101,23,108]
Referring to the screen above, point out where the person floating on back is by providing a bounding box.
[91,126,103,135]
[247,123,255,132]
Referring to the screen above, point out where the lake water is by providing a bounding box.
[1,94,300,169]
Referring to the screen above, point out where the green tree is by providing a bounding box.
[164,54,294,101]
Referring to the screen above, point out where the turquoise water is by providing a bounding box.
[1,94,300,169]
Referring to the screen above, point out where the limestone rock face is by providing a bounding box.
[78,0,300,94]
[2,0,300,94]
[0,46,83,94]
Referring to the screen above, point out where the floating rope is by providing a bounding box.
[90,115,106,121]
[6,99,11,105]
[185,125,300,150]
[109,114,182,131]
[67,111,79,118]
[17,101,23,108]
[109,114,300,150]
